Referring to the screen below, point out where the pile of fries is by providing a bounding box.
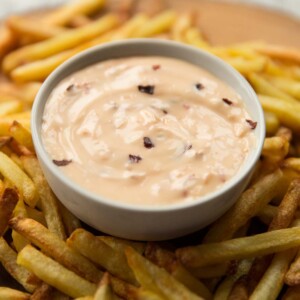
[1,0,300,299]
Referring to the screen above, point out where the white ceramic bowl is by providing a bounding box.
[32,39,265,241]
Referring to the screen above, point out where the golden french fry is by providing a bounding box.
[68,228,136,284]
[44,0,106,26]
[125,247,203,300]
[0,237,40,292]
[3,14,119,73]
[7,16,66,41]
[177,227,300,268]
[171,12,193,42]
[203,169,283,243]
[282,157,300,173]
[257,204,278,225]
[262,136,289,162]
[69,15,92,28]
[264,111,280,135]
[249,249,297,300]
[21,156,66,240]
[254,44,300,64]
[10,217,102,283]
[144,243,212,299]
[184,27,210,49]
[0,287,30,300]
[25,206,47,227]
[0,152,37,207]
[0,112,31,137]
[9,121,34,152]
[11,14,147,83]
[248,73,296,103]
[98,235,146,255]
[227,275,249,300]
[267,76,300,100]
[30,282,54,300]
[225,56,266,74]
[0,188,18,236]
[0,26,17,59]
[0,100,23,116]
[214,259,252,300]
[259,94,300,132]
[94,273,115,300]
[132,10,177,37]
[17,245,97,298]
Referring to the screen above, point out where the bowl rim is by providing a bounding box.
[32,38,265,213]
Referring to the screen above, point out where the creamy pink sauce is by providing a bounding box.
[42,56,256,206]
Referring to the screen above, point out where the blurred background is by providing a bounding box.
[1,0,300,19]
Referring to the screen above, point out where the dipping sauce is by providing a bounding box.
[42,56,256,206]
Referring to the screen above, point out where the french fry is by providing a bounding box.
[254,44,300,64]
[44,0,106,26]
[262,136,289,162]
[98,235,146,255]
[125,247,203,300]
[144,243,212,299]
[0,237,40,292]
[248,73,296,103]
[0,81,42,104]
[0,188,18,236]
[257,204,278,225]
[11,14,148,83]
[203,169,283,243]
[94,273,116,300]
[184,27,210,49]
[9,121,34,152]
[214,260,252,300]
[109,276,139,300]
[17,245,97,298]
[259,94,300,132]
[264,111,280,136]
[171,12,193,42]
[30,282,54,300]
[132,10,177,37]
[3,14,119,73]
[25,206,47,226]
[0,287,30,300]
[224,56,266,74]
[282,157,300,173]
[10,217,102,283]
[176,227,300,268]
[0,26,17,59]
[68,228,136,284]
[69,15,93,28]
[21,156,66,240]
[249,249,297,300]
[7,16,66,41]
[0,100,23,116]
[0,151,37,207]
[267,76,300,100]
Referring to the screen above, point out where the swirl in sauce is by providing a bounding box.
[42,56,256,206]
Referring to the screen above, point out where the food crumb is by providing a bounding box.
[152,64,161,71]
[195,83,204,90]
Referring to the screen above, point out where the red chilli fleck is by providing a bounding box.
[152,65,161,71]
[246,119,258,129]
[53,159,72,166]
[222,98,233,105]
[129,154,142,163]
